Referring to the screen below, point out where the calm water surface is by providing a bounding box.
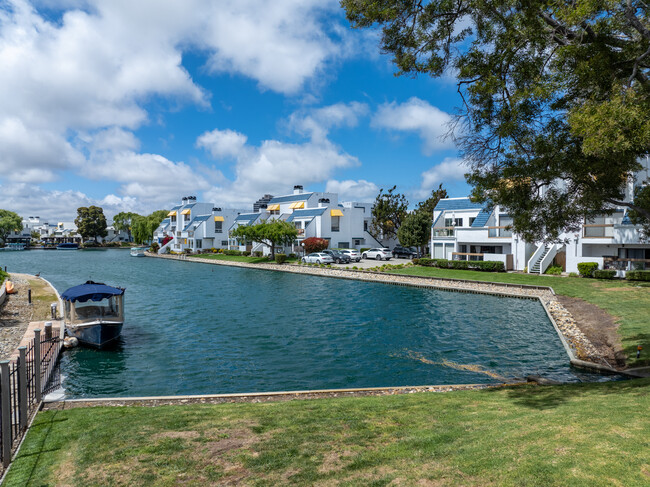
[1,249,602,398]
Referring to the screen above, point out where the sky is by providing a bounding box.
[0,0,471,221]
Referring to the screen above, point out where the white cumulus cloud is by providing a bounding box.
[371,97,454,155]
[325,179,379,202]
[196,129,248,159]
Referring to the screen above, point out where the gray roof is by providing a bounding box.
[234,213,261,224]
[434,198,485,212]
[286,207,327,222]
[183,214,210,231]
[268,193,314,204]
[471,208,493,228]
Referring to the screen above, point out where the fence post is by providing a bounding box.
[18,347,27,431]
[44,322,52,341]
[0,361,11,468]
[33,329,42,403]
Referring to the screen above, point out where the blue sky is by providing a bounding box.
[0,0,470,220]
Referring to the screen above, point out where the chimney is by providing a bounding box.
[318,198,330,208]
[259,203,268,210]
[293,185,303,194]
[182,197,188,203]
[212,207,222,212]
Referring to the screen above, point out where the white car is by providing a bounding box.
[362,248,392,261]
[301,252,334,264]
[339,248,361,262]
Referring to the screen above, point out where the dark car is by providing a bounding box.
[322,249,352,264]
[392,245,421,259]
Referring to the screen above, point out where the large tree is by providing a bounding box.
[112,211,140,242]
[75,206,108,242]
[369,185,408,241]
[0,209,22,244]
[397,210,431,255]
[415,184,448,220]
[343,0,650,241]
[132,210,168,244]
[230,219,298,259]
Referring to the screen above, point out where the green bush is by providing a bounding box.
[568,272,579,278]
[626,270,650,281]
[288,253,296,259]
[577,262,599,278]
[594,269,617,279]
[253,251,263,257]
[545,266,563,275]
[149,242,160,253]
[414,257,504,272]
[223,249,242,256]
[275,253,287,264]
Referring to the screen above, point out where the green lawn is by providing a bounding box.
[5,379,649,486]
[390,266,650,367]
[194,254,300,264]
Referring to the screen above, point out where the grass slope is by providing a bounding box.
[4,379,649,486]
[391,267,650,367]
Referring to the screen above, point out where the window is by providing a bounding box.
[445,218,463,227]
[364,221,368,231]
[354,239,361,246]
[270,209,279,215]
[331,216,340,232]
[214,221,222,233]
[171,215,176,223]
[221,240,228,246]
[469,217,476,227]
[338,242,349,248]
[196,239,202,248]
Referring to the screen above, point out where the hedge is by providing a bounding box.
[626,270,650,281]
[223,249,243,256]
[275,253,287,264]
[414,257,505,272]
[577,262,599,278]
[593,269,617,280]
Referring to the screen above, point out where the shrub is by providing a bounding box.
[253,251,263,257]
[241,251,250,256]
[149,242,160,253]
[275,253,287,264]
[450,260,469,270]
[577,262,599,278]
[360,248,371,253]
[594,269,617,279]
[414,257,504,272]
[568,272,579,278]
[223,249,242,256]
[302,237,329,254]
[473,261,505,272]
[545,266,563,275]
[412,258,420,265]
[183,248,192,254]
[288,253,296,259]
[626,270,650,281]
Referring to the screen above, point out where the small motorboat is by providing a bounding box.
[61,281,125,348]
[130,247,147,257]
[57,243,79,250]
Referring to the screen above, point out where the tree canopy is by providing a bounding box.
[230,219,298,258]
[343,0,650,241]
[74,206,107,242]
[397,210,430,254]
[369,185,408,242]
[112,211,140,241]
[0,209,22,244]
[132,210,168,244]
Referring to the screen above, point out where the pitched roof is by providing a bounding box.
[433,198,485,212]
[286,207,327,222]
[234,213,261,224]
[182,214,211,231]
[471,208,493,227]
[268,193,314,204]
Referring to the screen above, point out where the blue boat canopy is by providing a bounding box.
[61,281,125,302]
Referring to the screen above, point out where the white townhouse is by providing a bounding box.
[431,172,650,275]
[228,186,383,255]
[154,196,246,253]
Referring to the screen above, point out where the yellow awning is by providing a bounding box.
[214,216,225,222]
[267,203,280,211]
[289,201,305,209]
[330,209,344,217]
[167,211,176,216]
[181,209,191,215]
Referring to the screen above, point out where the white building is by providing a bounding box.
[228,186,383,256]
[154,196,246,253]
[431,190,649,275]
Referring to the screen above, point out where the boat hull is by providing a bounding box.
[67,322,123,348]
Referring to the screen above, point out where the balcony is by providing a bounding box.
[432,227,454,238]
[487,226,513,238]
[583,224,614,238]
[604,257,649,271]
[452,252,484,261]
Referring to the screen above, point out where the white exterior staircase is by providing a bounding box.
[527,243,558,274]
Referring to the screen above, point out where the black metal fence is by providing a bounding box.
[0,328,62,468]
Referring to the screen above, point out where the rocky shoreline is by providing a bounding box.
[0,274,35,360]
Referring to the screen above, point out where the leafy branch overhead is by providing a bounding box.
[343,0,650,241]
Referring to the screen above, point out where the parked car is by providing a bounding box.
[338,248,361,262]
[392,245,421,259]
[301,252,335,264]
[362,248,392,261]
[322,249,351,264]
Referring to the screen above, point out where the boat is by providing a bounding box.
[61,281,125,348]
[130,247,147,257]
[57,242,79,250]
[1,243,26,251]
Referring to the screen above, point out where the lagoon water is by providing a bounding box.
[1,249,602,398]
